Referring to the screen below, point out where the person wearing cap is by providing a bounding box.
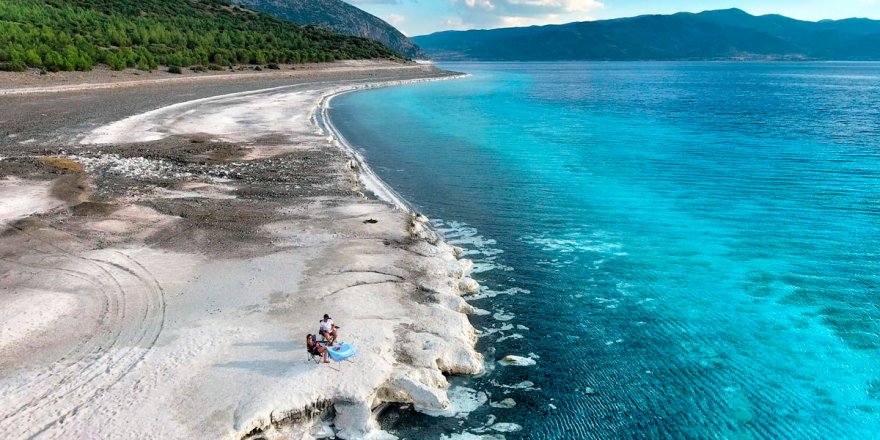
[319,314,338,346]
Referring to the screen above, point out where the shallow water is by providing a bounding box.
[330,62,880,439]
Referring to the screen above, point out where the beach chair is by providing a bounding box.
[306,335,324,364]
[317,320,328,344]
[318,319,341,344]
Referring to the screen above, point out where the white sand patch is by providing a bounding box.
[154,183,237,200]
[88,219,132,234]
[0,290,79,350]
[73,154,187,179]
[0,177,63,224]
[240,144,314,161]
[81,86,323,144]
[85,205,178,238]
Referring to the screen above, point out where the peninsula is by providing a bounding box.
[0,61,483,439]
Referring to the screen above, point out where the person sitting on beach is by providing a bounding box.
[307,334,330,363]
[319,314,338,345]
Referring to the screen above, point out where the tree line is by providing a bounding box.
[0,0,401,72]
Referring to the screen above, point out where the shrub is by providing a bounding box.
[267,63,280,70]
[207,63,224,71]
[0,60,28,72]
[37,156,84,173]
[0,0,400,73]
[23,49,42,67]
[167,65,182,74]
[190,64,206,72]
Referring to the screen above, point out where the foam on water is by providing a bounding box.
[440,433,505,440]
[415,386,488,418]
[495,333,523,343]
[433,220,513,273]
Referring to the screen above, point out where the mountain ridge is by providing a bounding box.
[413,9,880,61]
[231,0,425,58]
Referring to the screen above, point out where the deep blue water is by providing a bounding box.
[330,62,880,439]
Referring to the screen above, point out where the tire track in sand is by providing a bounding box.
[0,227,167,438]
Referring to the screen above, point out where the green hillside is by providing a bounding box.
[0,0,400,72]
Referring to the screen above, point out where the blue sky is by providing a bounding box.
[347,0,880,36]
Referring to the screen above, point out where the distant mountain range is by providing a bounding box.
[232,0,424,58]
[413,9,880,61]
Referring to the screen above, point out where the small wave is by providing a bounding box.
[480,323,514,337]
[467,286,529,301]
[433,219,513,273]
[416,386,487,418]
[492,311,515,322]
[496,333,524,343]
[522,231,625,255]
[490,380,541,392]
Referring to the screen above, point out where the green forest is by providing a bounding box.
[0,0,401,72]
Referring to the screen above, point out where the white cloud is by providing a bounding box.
[451,0,604,29]
[348,0,402,4]
[499,13,561,26]
[386,13,406,25]
[506,0,600,13]
[440,16,470,29]
[463,0,496,10]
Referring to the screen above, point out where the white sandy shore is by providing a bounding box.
[0,69,485,439]
[0,60,418,96]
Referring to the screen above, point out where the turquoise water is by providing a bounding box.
[331,62,880,439]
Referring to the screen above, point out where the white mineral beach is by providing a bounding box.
[0,65,485,439]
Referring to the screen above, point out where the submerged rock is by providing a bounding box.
[490,398,517,409]
[490,422,522,432]
[458,277,480,293]
[498,355,536,367]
